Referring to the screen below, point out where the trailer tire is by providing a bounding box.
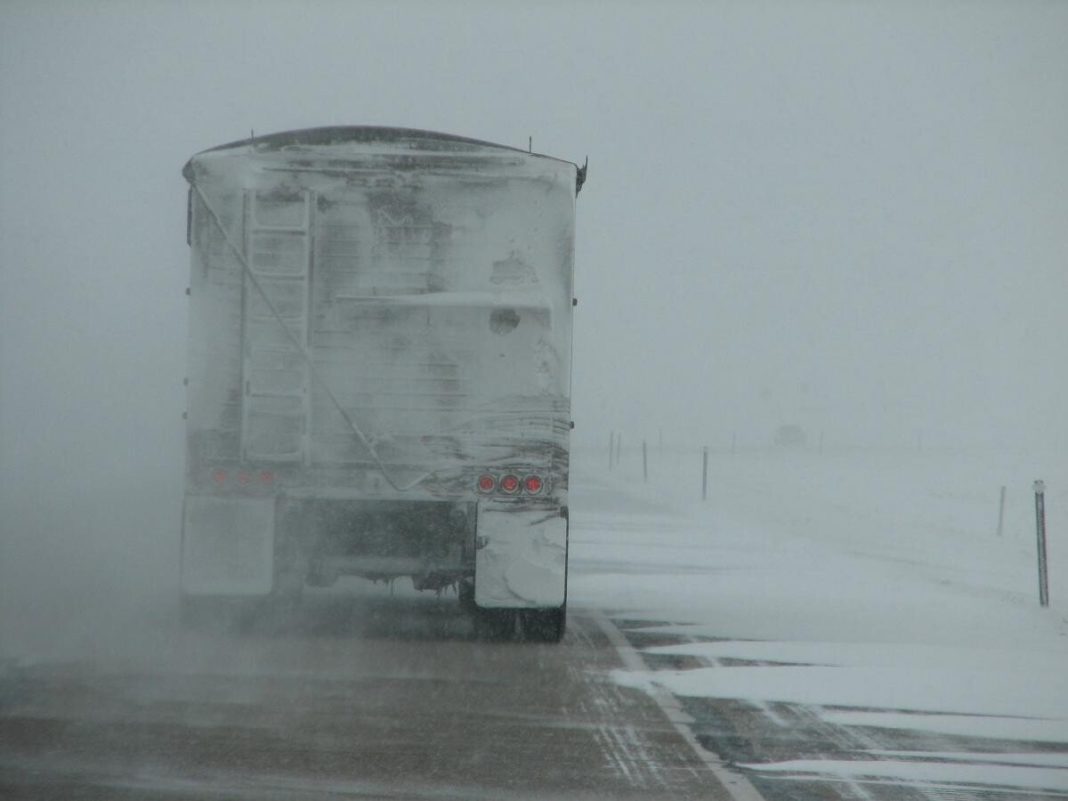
[523,606,566,643]
[271,565,305,614]
[473,607,518,641]
[179,595,247,631]
[458,579,476,612]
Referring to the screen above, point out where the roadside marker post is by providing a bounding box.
[1034,480,1049,607]
[996,485,1006,538]
[702,446,709,501]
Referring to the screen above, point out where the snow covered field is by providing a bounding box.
[568,443,1068,797]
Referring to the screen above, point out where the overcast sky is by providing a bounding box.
[2,0,1066,501]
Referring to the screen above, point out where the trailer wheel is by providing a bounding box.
[272,535,306,606]
[522,606,566,643]
[271,563,305,615]
[473,607,518,641]
[458,579,476,612]
[179,595,249,631]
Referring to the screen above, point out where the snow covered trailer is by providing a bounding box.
[180,127,585,640]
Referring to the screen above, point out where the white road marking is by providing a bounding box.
[591,610,769,801]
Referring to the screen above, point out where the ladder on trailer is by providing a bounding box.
[241,190,312,463]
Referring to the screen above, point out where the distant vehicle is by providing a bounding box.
[180,127,585,640]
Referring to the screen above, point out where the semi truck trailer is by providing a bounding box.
[180,127,584,641]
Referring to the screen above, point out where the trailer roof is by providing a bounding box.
[185,126,586,193]
[192,122,576,166]
[195,126,546,155]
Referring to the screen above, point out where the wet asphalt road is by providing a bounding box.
[0,593,733,801]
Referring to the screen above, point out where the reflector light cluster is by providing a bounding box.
[477,472,544,496]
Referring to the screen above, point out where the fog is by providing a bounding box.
[3,5,1068,797]
[2,2,1066,639]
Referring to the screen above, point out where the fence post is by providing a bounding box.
[702,446,709,501]
[1034,480,1049,607]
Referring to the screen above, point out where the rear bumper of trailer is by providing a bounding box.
[180,494,567,610]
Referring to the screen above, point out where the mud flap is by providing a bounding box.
[475,504,567,608]
[181,496,275,596]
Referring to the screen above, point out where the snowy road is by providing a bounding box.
[0,596,733,801]
[3,446,1067,799]
[569,446,1068,800]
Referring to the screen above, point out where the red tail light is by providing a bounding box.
[500,475,520,494]
[524,475,543,494]
[477,474,496,493]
